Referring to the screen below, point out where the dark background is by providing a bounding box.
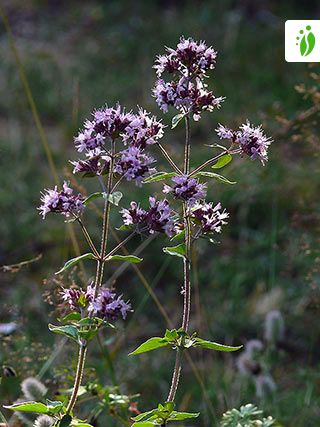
[1,1,320,426]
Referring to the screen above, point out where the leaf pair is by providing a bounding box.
[129,328,242,356]
[56,252,142,275]
[132,402,199,426]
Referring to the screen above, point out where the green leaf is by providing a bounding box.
[117,224,132,232]
[129,337,169,356]
[143,172,176,184]
[4,401,49,414]
[59,414,72,427]
[56,253,96,274]
[211,154,232,169]
[163,243,186,259]
[194,337,242,352]
[71,420,94,427]
[60,312,82,323]
[132,410,156,422]
[105,254,143,263]
[171,113,185,129]
[107,191,123,206]
[168,411,200,421]
[48,324,79,343]
[46,400,64,414]
[170,229,185,242]
[132,422,157,427]
[83,192,104,206]
[164,329,179,341]
[197,171,236,185]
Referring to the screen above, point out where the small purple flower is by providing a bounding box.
[122,108,164,149]
[154,36,217,78]
[61,283,94,311]
[120,197,176,237]
[215,121,272,165]
[71,150,110,176]
[191,202,229,235]
[163,175,207,206]
[114,146,156,186]
[74,104,133,152]
[215,124,234,140]
[89,288,132,321]
[153,78,223,120]
[38,181,85,219]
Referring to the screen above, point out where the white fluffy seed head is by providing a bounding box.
[34,415,54,427]
[21,377,47,401]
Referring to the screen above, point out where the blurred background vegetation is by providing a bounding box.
[1,1,320,426]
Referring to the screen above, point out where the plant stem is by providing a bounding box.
[166,349,182,402]
[66,140,116,414]
[66,343,87,414]
[76,217,100,258]
[103,231,136,260]
[157,142,183,175]
[167,115,192,402]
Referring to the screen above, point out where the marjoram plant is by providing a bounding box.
[3,37,272,427]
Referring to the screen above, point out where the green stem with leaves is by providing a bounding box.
[66,140,116,414]
[167,114,192,402]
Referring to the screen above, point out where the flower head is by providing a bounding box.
[89,288,132,321]
[122,108,164,148]
[153,37,222,120]
[154,36,217,78]
[74,104,133,152]
[60,284,95,311]
[216,121,272,165]
[191,202,228,234]
[114,146,156,186]
[71,149,110,176]
[38,182,84,219]
[121,197,176,237]
[163,175,207,206]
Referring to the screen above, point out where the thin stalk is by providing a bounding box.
[66,141,116,414]
[76,217,100,258]
[167,115,192,402]
[66,344,87,414]
[157,142,183,175]
[103,231,136,260]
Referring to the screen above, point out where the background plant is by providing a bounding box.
[1,2,320,426]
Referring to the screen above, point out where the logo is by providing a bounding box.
[285,20,320,62]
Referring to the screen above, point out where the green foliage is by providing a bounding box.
[132,402,199,426]
[197,171,236,184]
[162,243,186,259]
[129,328,241,355]
[143,172,176,183]
[171,113,186,129]
[105,254,143,263]
[211,154,233,169]
[84,191,123,206]
[221,404,278,427]
[55,253,96,275]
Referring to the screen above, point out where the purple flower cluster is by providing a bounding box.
[75,104,133,152]
[61,284,95,311]
[114,146,156,186]
[38,182,84,219]
[61,284,131,321]
[120,197,176,237]
[72,105,163,181]
[154,36,217,78]
[89,288,131,321]
[191,202,229,235]
[163,175,207,206]
[71,151,110,176]
[122,108,164,149]
[216,121,272,165]
[153,37,223,120]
